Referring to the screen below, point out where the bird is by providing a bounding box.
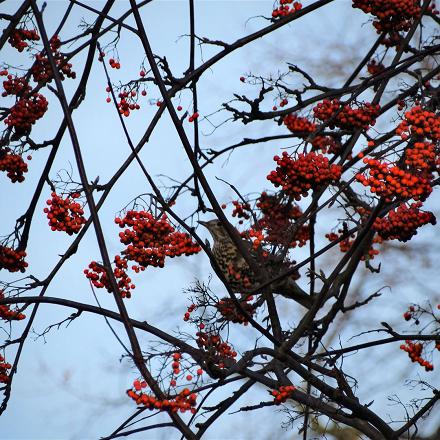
[199,219,313,309]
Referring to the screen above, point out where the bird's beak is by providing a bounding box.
[198,220,208,228]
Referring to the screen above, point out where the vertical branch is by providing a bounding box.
[302,196,317,439]
[187,0,205,211]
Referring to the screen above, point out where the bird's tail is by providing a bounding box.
[272,278,313,309]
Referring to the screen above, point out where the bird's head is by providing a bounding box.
[199,219,229,242]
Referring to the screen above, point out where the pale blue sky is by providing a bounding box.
[1,1,439,439]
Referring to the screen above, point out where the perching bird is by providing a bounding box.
[199,219,313,309]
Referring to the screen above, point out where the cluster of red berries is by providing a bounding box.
[0,289,26,321]
[367,59,385,75]
[8,28,40,52]
[4,93,48,135]
[396,106,440,142]
[108,58,121,69]
[215,297,255,325]
[188,112,199,123]
[247,227,265,250]
[2,74,32,97]
[171,352,183,375]
[326,231,382,260]
[0,245,28,273]
[0,148,28,183]
[115,211,201,271]
[43,192,86,235]
[256,193,307,240]
[221,201,251,225]
[231,200,251,219]
[196,331,237,368]
[400,340,434,371]
[106,88,140,117]
[169,352,203,379]
[0,290,26,321]
[403,305,416,321]
[311,135,341,155]
[313,99,380,130]
[32,36,75,84]
[183,303,197,321]
[272,0,302,18]
[0,355,11,384]
[283,114,316,136]
[404,141,436,171]
[112,255,134,297]
[352,0,438,41]
[283,114,341,154]
[288,221,310,248]
[133,378,148,390]
[267,151,342,200]
[271,385,295,404]
[84,256,135,298]
[249,194,310,249]
[373,202,436,242]
[356,158,432,202]
[127,385,197,413]
[326,231,349,250]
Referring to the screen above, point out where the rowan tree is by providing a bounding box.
[1,1,440,439]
